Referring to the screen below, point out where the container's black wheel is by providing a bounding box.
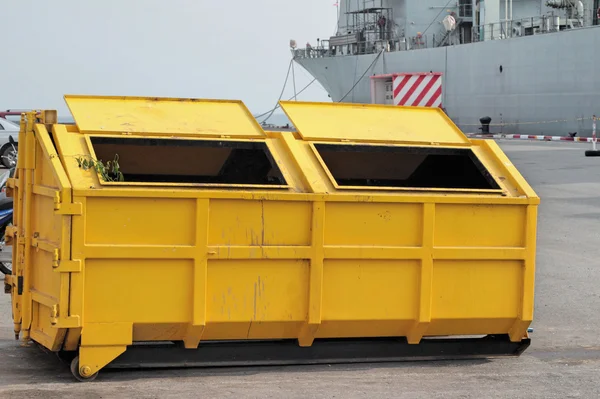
[0,143,17,168]
[56,349,77,365]
[585,150,600,157]
[70,356,98,382]
[0,263,11,275]
[0,225,12,275]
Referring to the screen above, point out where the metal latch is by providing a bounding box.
[31,235,60,267]
[31,234,81,272]
[50,304,59,325]
[4,226,17,245]
[5,178,15,197]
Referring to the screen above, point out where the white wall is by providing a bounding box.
[500,0,542,21]
[483,0,501,24]
[404,0,459,46]
[390,0,407,37]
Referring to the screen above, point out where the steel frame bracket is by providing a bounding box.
[55,202,83,216]
[54,259,82,273]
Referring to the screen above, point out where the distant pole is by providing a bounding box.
[593,115,597,152]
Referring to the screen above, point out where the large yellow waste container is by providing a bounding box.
[4,96,539,381]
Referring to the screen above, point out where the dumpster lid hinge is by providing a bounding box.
[53,192,82,215]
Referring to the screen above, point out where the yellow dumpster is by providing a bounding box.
[4,96,539,381]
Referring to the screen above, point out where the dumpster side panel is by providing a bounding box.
[24,124,74,351]
[204,259,310,340]
[208,200,312,246]
[84,259,194,323]
[85,197,196,245]
[81,196,197,325]
[324,203,423,246]
[435,204,526,247]
[78,197,314,343]
[427,260,523,335]
[317,259,420,338]
[74,195,534,345]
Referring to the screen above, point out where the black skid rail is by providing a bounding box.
[106,335,530,370]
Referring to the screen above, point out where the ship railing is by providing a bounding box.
[292,37,420,59]
[293,33,442,59]
[471,15,566,42]
[292,45,331,59]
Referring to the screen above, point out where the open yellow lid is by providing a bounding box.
[64,95,266,138]
[279,101,470,145]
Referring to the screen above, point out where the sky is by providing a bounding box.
[0,0,335,118]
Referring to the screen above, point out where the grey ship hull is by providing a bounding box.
[296,26,600,137]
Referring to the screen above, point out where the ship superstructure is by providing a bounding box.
[294,0,600,135]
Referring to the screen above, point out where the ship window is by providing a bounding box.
[88,136,287,187]
[313,144,500,191]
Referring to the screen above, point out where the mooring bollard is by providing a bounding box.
[585,115,600,157]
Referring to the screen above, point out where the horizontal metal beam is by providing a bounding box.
[107,335,530,370]
[81,245,527,261]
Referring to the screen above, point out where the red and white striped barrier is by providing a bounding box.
[466,133,595,142]
[393,73,443,108]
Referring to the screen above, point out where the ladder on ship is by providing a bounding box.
[434,0,473,47]
[436,18,462,47]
